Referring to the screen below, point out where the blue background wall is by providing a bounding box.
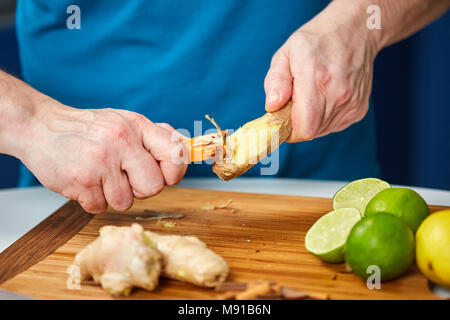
[1,12,449,190]
[372,12,449,190]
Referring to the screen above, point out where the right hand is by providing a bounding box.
[264,2,377,142]
[22,102,188,214]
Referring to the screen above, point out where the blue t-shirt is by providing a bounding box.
[15,0,379,187]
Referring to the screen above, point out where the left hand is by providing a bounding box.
[264,1,378,142]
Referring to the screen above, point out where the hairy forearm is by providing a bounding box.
[0,70,57,159]
[338,0,449,50]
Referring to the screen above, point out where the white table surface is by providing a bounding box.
[1,177,449,253]
[0,177,449,298]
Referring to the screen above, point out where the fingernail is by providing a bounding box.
[266,89,280,106]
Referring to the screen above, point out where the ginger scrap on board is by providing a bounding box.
[201,199,233,211]
[216,280,329,300]
[157,219,177,228]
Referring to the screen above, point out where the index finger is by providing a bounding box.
[288,65,326,142]
[142,123,188,185]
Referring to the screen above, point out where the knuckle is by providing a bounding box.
[296,125,316,141]
[265,72,290,91]
[109,123,130,144]
[265,72,282,83]
[291,127,314,142]
[111,193,133,212]
[157,122,176,136]
[74,170,98,188]
[97,118,131,145]
[80,199,106,214]
[164,173,182,187]
[148,181,164,197]
[89,145,109,164]
[301,131,315,141]
[157,122,171,129]
[133,191,147,200]
[86,205,106,215]
[133,173,164,199]
[270,49,288,66]
[131,113,148,127]
[61,188,77,201]
[270,50,282,66]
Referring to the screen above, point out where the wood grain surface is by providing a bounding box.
[0,187,447,300]
[0,200,93,284]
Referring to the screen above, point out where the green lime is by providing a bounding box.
[365,188,429,233]
[345,213,414,281]
[333,178,390,216]
[305,208,361,263]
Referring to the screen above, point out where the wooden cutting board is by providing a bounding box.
[0,187,446,300]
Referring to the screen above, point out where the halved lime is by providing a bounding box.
[305,207,361,263]
[333,178,390,216]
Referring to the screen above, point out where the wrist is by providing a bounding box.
[21,97,70,162]
[0,94,33,160]
[0,87,64,161]
[303,0,382,60]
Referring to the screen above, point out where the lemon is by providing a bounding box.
[416,210,450,288]
[365,188,429,232]
[333,178,390,216]
[305,208,361,263]
[345,213,414,281]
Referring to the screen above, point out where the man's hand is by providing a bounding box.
[264,0,449,142]
[0,70,187,214]
[264,1,376,142]
[22,103,188,214]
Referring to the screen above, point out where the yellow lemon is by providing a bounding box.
[416,210,450,288]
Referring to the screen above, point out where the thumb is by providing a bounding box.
[264,50,293,112]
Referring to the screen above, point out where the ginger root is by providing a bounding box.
[74,224,229,296]
[183,131,227,162]
[213,101,292,180]
[144,231,229,287]
[74,224,162,296]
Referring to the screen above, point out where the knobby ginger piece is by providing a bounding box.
[213,101,292,180]
[144,231,229,287]
[74,224,162,296]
